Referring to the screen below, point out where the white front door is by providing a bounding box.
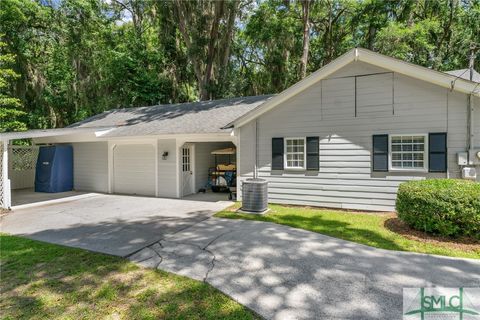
[181,145,194,196]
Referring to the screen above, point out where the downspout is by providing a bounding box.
[468,94,474,159]
[446,92,450,178]
[254,120,258,179]
[467,48,476,163]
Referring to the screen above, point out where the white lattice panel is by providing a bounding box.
[9,146,39,190]
[10,146,39,171]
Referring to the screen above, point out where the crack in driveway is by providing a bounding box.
[201,229,234,282]
[127,217,480,320]
[148,242,164,269]
[127,216,243,283]
[123,216,212,259]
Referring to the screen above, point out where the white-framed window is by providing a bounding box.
[284,137,306,170]
[389,134,427,171]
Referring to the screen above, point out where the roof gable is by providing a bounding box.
[232,48,480,128]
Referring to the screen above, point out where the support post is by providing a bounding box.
[1,140,11,209]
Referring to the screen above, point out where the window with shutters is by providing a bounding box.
[390,135,427,171]
[284,138,306,169]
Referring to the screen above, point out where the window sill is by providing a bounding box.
[388,168,428,173]
[284,167,306,172]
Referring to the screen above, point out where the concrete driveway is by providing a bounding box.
[1,193,232,256]
[2,194,479,319]
[129,218,480,320]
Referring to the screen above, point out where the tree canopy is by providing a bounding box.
[0,0,479,131]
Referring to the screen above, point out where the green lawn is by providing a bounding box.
[215,204,480,259]
[0,234,259,320]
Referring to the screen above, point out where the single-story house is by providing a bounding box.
[1,48,479,211]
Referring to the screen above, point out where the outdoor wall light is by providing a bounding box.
[162,151,169,160]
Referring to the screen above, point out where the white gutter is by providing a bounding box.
[0,127,110,140]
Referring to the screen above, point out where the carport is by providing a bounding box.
[0,129,236,210]
[0,96,269,210]
[0,128,108,210]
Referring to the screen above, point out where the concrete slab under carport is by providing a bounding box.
[1,193,233,256]
[11,188,90,207]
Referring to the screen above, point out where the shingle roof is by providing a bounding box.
[445,69,480,83]
[69,95,274,137]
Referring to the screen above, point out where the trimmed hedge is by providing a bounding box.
[396,179,480,238]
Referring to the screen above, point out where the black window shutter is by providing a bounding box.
[429,132,447,172]
[306,137,319,170]
[272,138,284,170]
[372,134,389,172]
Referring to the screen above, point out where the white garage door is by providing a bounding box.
[113,144,156,196]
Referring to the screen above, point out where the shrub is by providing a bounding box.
[396,179,480,239]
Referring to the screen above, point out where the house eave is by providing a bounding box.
[33,131,235,144]
[0,127,113,142]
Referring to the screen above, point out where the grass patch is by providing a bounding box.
[215,203,480,259]
[0,234,259,320]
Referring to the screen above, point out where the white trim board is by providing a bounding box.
[35,132,235,144]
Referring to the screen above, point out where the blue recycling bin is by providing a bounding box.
[35,145,73,193]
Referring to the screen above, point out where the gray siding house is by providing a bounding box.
[1,48,479,211]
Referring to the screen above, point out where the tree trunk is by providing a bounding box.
[203,0,225,100]
[218,1,239,92]
[173,0,237,101]
[173,0,207,99]
[299,0,311,79]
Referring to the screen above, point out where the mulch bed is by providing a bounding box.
[384,215,480,252]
